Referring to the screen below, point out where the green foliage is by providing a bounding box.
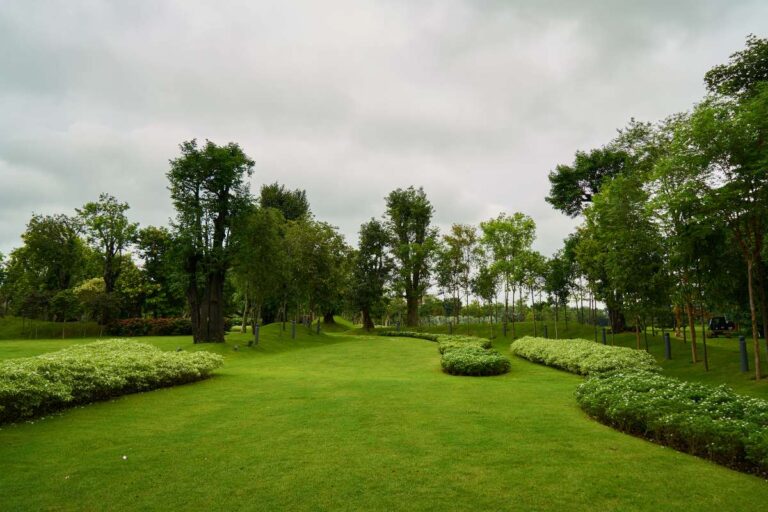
[106,318,194,336]
[77,193,138,294]
[0,340,223,423]
[259,182,311,221]
[436,334,492,354]
[379,331,438,341]
[440,345,510,376]
[350,218,393,329]
[510,336,660,375]
[385,186,438,326]
[705,34,768,98]
[576,371,768,476]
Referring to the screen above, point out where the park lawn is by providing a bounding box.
[1,326,768,511]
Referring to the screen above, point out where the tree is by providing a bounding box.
[436,224,478,323]
[231,206,286,335]
[544,250,573,336]
[384,187,437,327]
[77,194,138,295]
[546,147,630,217]
[350,219,393,330]
[480,212,536,337]
[167,139,255,343]
[705,34,768,99]
[20,214,86,292]
[687,87,768,379]
[259,182,311,221]
[136,226,186,318]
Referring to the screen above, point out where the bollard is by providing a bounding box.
[601,327,607,345]
[543,324,548,339]
[739,336,749,373]
[316,319,320,334]
[664,333,671,360]
[291,320,296,339]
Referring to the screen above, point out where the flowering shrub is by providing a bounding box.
[440,345,510,376]
[379,331,439,342]
[0,340,223,424]
[510,337,660,375]
[436,334,492,354]
[576,371,768,476]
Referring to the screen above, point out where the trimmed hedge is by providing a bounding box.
[0,340,223,424]
[436,334,492,354]
[576,371,768,476]
[441,345,511,376]
[106,318,234,337]
[510,336,660,375]
[379,331,439,342]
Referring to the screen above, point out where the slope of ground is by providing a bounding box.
[0,328,767,511]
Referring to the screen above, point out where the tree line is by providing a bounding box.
[546,35,768,379]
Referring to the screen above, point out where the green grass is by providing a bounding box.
[1,324,768,510]
[0,316,102,340]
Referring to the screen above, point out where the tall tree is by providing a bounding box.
[350,219,392,330]
[436,224,478,323]
[135,226,185,317]
[705,34,768,99]
[384,187,437,327]
[480,212,536,336]
[259,182,311,221]
[168,139,254,343]
[77,193,138,295]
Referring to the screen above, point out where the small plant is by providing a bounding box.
[510,336,660,375]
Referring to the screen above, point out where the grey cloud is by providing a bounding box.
[1,0,767,258]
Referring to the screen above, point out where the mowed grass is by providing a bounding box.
[1,324,768,510]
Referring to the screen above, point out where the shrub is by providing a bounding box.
[440,345,510,376]
[436,334,492,354]
[0,340,223,424]
[379,331,439,342]
[106,318,193,337]
[510,336,660,375]
[576,371,768,476]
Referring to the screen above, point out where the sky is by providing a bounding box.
[1,0,767,257]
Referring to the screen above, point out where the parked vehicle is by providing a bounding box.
[708,317,737,338]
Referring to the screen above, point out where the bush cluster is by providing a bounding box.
[434,334,509,376]
[106,318,234,336]
[440,345,511,376]
[510,337,660,375]
[379,331,438,342]
[576,371,768,476]
[0,340,224,424]
[436,334,492,354]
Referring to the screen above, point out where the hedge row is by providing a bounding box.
[106,318,234,337]
[436,334,510,376]
[576,371,768,476]
[379,331,438,342]
[509,337,660,375]
[0,340,224,424]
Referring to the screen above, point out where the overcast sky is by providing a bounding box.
[1,1,767,257]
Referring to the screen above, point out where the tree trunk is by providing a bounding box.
[406,295,419,327]
[240,292,249,334]
[323,311,335,324]
[362,309,374,330]
[635,315,641,350]
[511,287,517,338]
[530,285,537,337]
[685,301,698,363]
[747,259,762,381]
[756,259,768,356]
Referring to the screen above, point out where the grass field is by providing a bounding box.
[1,321,768,510]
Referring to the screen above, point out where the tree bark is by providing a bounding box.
[747,259,762,381]
[362,309,374,330]
[685,301,698,363]
[406,295,419,327]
